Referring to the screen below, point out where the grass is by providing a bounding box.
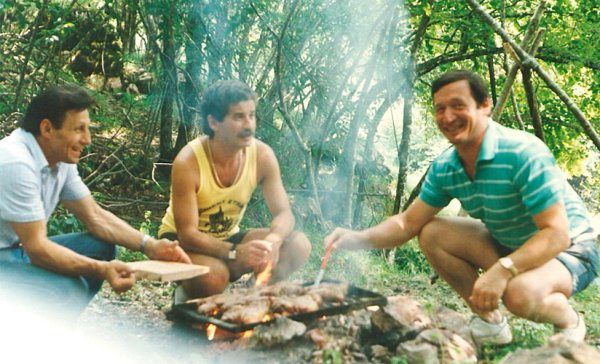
[47,206,599,362]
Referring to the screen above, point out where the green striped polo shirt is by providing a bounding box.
[419,120,591,249]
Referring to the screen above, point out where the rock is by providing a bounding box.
[370,295,430,337]
[106,77,122,91]
[397,340,440,364]
[370,344,391,359]
[307,328,328,349]
[430,306,474,346]
[249,317,306,347]
[397,329,477,364]
[499,334,600,364]
[126,83,139,94]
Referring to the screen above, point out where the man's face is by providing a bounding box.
[211,99,256,148]
[433,80,490,147]
[47,109,92,165]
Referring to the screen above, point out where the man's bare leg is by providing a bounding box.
[182,253,230,298]
[419,216,502,321]
[419,216,578,329]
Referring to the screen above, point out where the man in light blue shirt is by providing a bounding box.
[0,85,190,317]
[325,70,598,344]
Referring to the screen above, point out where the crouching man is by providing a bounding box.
[0,85,191,317]
[325,70,598,345]
[159,80,311,301]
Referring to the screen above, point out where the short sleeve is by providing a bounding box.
[0,162,45,222]
[59,164,90,201]
[513,143,562,215]
[419,164,452,208]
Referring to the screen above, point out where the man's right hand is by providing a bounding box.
[103,260,135,293]
[323,227,369,251]
[235,240,273,272]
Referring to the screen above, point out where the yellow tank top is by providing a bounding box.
[159,136,257,240]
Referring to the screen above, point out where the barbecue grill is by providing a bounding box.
[166,280,387,333]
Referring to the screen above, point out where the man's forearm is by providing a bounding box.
[507,227,569,274]
[87,207,147,251]
[179,229,233,259]
[363,214,418,249]
[266,211,295,245]
[27,239,107,280]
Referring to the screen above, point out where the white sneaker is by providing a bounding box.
[553,312,586,342]
[469,315,513,346]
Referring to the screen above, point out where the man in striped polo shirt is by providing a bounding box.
[325,70,598,345]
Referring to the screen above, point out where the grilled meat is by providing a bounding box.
[221,298,270,323]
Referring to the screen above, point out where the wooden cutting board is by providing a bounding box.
[125,260,209,282]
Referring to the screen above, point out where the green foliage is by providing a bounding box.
[322,348,343,364]
[47,206,85,236]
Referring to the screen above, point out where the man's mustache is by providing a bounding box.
[239,130,254,138]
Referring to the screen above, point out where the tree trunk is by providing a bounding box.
[467,0,600,151]
[491,0,546,121]
[521,68,544,141]
[158,0,177,162]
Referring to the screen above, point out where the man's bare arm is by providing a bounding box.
[11,220,134,292]
[500,202,569,274]
[63,196,191,263]
[325,198,441,250]
[257,141,294,246]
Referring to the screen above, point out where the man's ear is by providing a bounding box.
[39,119,54,138]
[480,98,492,115]
[207,115,219,133]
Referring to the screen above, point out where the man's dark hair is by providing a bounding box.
[200,80,256,138]
[431,70,489,106]
[21,84,96,135]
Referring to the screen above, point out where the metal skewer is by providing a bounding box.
[313,243,334,287]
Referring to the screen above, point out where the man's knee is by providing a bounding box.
[184,260,230,298]
[503,278,542,317]
[418,218,443,254]
[285,231,311,263]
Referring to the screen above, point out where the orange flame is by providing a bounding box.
[255,261,273,287]
[206,324,217,341]
[242,330,253,338]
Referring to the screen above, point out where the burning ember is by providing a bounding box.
[255,261,273,287]
[206,324,217,340]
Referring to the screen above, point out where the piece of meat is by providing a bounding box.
[197,301,219,315]
[221,298,271,323]
[259,281,307,297]
[306,282,349,302]
[271,294,322,314]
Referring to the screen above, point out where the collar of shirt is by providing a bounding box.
[13,128,50,172]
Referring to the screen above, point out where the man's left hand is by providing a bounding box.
[146,238,192,264]
[469,264,512,312]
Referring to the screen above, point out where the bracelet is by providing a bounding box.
[140,234,151,254]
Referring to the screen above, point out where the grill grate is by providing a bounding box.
[166,280,387,333]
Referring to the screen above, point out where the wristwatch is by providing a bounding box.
[498,257,518,277]
[228,246,237,260]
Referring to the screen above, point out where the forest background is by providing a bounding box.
[0,0,598,361]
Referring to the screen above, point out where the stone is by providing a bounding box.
[430,306,474,346]
[499,334,600,364]
[371,295,431,333]
[397,340,440,364]
[397,329,477,364]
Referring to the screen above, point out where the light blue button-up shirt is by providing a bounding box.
[0,128,90,248]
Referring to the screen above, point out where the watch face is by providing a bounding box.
[228,249,237,260]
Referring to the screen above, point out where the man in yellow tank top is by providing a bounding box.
[159,80,311,299]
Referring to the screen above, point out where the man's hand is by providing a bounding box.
[236,239,273,272]
[469,264,512,312]
[103,260,136,293]
[145,237,192,264]
[323,227,369,251]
